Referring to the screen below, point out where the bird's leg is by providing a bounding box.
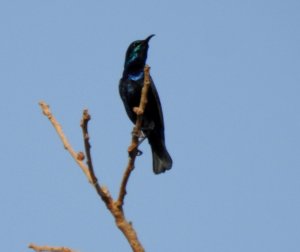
[138,131,147,145]
[138,121,154,146]
[131,128,142,138]
[135,131,147,156]
[129,128,145,156]
[130,121,154,156]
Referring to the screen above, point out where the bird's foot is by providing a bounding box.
[131,128,146,139]
[128,144,143,157]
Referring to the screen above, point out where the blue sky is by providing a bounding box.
[1,0,299,251]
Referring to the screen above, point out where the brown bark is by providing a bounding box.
[30,65,152,252]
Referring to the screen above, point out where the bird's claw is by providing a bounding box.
[128,144,143,157]
[131,130,146,140]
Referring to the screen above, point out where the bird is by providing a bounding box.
[119,34,172,174]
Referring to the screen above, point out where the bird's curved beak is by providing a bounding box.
[144,34,155,43]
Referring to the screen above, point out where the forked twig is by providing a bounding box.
[38,102,93,183]
[32,65,151,252]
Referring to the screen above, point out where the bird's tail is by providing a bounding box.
[149,138,173,174]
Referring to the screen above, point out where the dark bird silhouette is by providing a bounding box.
[119,35,172,174]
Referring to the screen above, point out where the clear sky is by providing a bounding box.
[1,0,299,251]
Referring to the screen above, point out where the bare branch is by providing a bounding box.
[80,109,113,206]
[39,102,93,183]
[28,243,74,252]
[34,65,152,252]
[117,65,151,207]
[80,110,95,181]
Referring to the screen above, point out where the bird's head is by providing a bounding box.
[124,34,155,73]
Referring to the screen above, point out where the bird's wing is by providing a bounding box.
[119,78,138,124]
[148,77,165,130]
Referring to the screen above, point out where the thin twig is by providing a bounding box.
[39,102,93,183]
[117,65,151,207]
[28,243,74,252]
[80,110,96,181]
[80,109,112,206]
